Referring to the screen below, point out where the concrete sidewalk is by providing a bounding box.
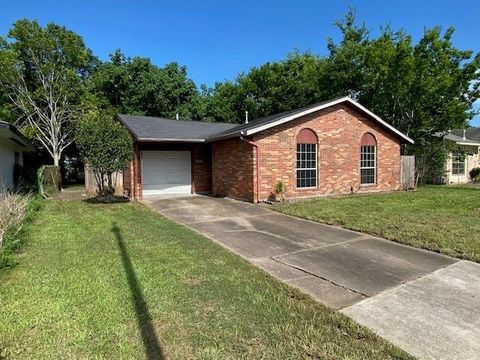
[342,261,480,360]
[143,195,480,360]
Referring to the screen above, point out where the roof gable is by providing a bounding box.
[208,97,414,144]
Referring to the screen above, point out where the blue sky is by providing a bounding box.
[1,0,479,124]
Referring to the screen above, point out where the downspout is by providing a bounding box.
[240,133,260,203]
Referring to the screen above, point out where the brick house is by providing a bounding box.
[118,97,413,202]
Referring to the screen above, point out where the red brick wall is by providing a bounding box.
[123,161,131,195]
[125,104,402,202]
[252,104,402,201]
[192,144,212,193]
[132,144,142,198]
[211,138,255,202]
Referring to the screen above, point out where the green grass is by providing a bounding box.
[0,199,411,359]
[275,186,480,263]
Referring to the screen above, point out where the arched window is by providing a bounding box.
[296,129,318,188]
[360,133,377,185]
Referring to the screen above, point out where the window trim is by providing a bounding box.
[451,152,466,176]
[360,145,376,185]
[295,138,318,190]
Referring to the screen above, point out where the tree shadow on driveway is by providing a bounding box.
[112,223,164,360]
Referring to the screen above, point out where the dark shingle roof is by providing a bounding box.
[117,114,238,142]
[450,128,480,142]
[117,97,414,144]
[442,132,480,145]
[0,120,35,150]
[207,98,337,141]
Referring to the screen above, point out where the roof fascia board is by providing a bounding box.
[346,98,414,144]
[455,141,480,146]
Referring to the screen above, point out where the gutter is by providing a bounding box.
[206,131,243,143]
[240,133,260,203]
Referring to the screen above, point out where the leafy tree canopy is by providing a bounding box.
[0,19,97,165]
[90,49,200,119]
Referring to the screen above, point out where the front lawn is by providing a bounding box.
[0,199,410,359]
[275,186,480,263]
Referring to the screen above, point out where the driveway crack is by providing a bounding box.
[271,257,369,298]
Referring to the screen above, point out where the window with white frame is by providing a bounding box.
[296,143,317,188]
[451,152,465,175]
[360,133,377,185]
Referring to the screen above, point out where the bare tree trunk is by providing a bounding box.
[53,152,60,167]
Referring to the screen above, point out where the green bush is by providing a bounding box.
[14,163,39,192]
[76,113,133,198]
[274,180,286,201]
[470,167,480,182]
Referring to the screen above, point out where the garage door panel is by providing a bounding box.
[142,151,192,196]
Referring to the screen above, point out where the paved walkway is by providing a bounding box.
[143,195,480,360]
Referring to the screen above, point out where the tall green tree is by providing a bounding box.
[325,11,480,181]
[201,52,328,123]
[90,50,200,119]
[0,19,96,165]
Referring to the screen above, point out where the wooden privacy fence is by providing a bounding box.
[84,165,124,196]
[401,155,415,190]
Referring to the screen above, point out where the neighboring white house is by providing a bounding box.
[441,128,480,184]
[0,120,34,190]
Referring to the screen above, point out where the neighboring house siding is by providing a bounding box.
[445,148,480,184]
[251,104,402,201]
[0,138,23,189]
[211,138,255,202]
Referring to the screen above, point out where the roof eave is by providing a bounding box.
[455,141,480,147]
[206,131,243,142]
[137,138,206,143]
[0,122,35,150]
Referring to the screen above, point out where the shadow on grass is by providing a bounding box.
[84,196,130,205]
[112,223,164,360]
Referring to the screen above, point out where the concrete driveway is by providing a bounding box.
[143,195,480,360]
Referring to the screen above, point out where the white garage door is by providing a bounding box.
[142,151,192,196]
